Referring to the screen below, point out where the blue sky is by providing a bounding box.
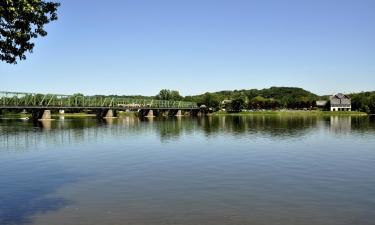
[1,0,374,96]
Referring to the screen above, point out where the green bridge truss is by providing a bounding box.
[0,91,198,109]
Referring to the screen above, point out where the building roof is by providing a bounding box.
[330,93,351,107]
[331,93,350,100]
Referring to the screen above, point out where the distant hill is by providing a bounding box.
[184,87,319,109]
[187,86,317,99]
[109,87,374,113]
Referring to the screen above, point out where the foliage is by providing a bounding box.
[185,87,319,110]
[249,96,280,109]
[186,92,221,109]
[350,92,375,114]
[156,89,183,101]
[229,98,245,112]
[201,93,220,109]
[0,0,60,64]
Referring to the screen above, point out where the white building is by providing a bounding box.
[316,100,328,108]
[330,93,351,111]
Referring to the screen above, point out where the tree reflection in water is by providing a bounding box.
[0,115,374,151]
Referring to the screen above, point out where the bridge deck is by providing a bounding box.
[0,91,198,110]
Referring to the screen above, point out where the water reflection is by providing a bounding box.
[200,115,320,137]
[0,115,374,151]
[103,118,115,126]
[40,120,52,131]
[0,115,375,225]
[330,116,351,134]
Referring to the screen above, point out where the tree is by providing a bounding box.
[249,96,267,109]
[156,89,170,100]
[170,90,183,101]
[0,0,60,64]
[156,89,182,101]
[229,98,245,112]
[368,94,375,113]
[201,92,220,109]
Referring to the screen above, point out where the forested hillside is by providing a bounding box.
[113,87,374,113]
[184,87,319,111]
[350,92,375,113]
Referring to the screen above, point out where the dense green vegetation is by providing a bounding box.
[184,87,319,112]
[1,88,374,117]
[0,111,30,118]
[155,87,375,114]
[349,92,375,114]
[0,0,60,64]
[156,89,183,101]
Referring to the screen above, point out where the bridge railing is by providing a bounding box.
[0,92,198,109]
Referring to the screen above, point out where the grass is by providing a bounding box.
[318,111,368,116]
[0,113,31,119]
[52,113,96,117]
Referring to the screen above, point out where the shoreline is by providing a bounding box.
[0,110,369,120]
[211,110,368,116]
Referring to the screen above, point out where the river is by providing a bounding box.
[0,115,374,225]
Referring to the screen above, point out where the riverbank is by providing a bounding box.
[212,110,368,116]
[1,110,368,120]
[0,113,31,119]
[53,113,97,117]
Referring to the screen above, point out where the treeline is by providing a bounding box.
[71,87,375,113]
[350,92,375,113]
[184,87,319,111]
[154,87,375,113]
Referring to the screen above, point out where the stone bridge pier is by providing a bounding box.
[162,109,181,117]
[31,109,53,121]
[96,109,117,119]
[189,108,206,117]
[138,109,203,118]
[175,110,183,117]
[138,109,156,118]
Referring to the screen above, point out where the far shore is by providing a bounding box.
[0,110,370,120]
[211,110,368,116]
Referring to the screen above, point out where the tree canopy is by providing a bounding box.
[156,89,183,101]
[185,87,319,110]
[350,92,375,114]
[0,0,60,64]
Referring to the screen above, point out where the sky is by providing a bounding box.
[1,0,375,96]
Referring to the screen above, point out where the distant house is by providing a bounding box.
[316,100,328,108]
[221,100,232,105]
[330,93,351,111]
[220,100,232,111]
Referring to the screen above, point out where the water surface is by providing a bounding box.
[0,115,375,225]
